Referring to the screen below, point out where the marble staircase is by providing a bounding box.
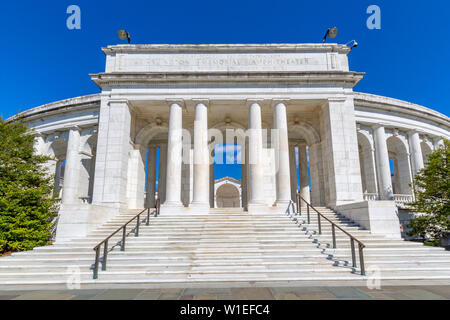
[0,207,449,289]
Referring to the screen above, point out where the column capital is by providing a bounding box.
[165,99,185,108]
[192,99,210,107]
[246,99,264,107]
[327,97,347,103]
[33,131,45,138]
[271,98,291,108]
[108,99,130,107]
[68,125,82,132]
[372,123,386,130]
[407,129,422,136]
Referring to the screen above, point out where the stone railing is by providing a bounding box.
[363,193,378,201]
[394,194,414,207]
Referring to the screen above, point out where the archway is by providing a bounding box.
[46,138,68,198]
[421,140,434,165]
[386,135,413,195]
[288,122,322,206]
[357,131,377,195]
[216,183,241,208]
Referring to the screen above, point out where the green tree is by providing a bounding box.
[0,117,59,253]
[408,139,450,243]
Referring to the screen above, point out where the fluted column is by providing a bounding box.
[62,126,81,204]
[163,102,183,207]
[408,130,424,175]
[191,102,210,209]
[273,102,291,206]
[289,143,298,202]
[146,146,157,208]
[247,102,265,210]
[298,143,310,206]
[373,125,393,200]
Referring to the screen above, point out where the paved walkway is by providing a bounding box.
[0,286,449,300]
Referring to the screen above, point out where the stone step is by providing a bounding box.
[3,269,450,283]
[9,250,450,262]
[3,261,449,274]
[2,205,449,288]
[3,255,449,268]
[32,243,445,255]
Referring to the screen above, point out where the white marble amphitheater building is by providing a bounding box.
[3,43,450,288]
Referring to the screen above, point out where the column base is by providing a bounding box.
[189,202,211,214]
[248,203,274,215]
[160,201,186,215]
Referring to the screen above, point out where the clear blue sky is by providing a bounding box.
[1,0,449,181]
[1,0,449,118]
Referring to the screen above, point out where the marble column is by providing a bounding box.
[408,130,424,175]
[247,102,265,211]
[373,125,394,200]
[298,143,310,206]
[210,151,215,208]
[158,144,167,203]
[241,152,247,209]
[127,144,147,209]
[164,102,183,207]
[273,102,291,206]
[146,146,157,208]
[191,102,210,208]
[62,126,81,205]
[434,137,444,149]
[289,143,298,202]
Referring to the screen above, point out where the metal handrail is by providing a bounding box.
[92,198,161,279]
[296,193,366,276]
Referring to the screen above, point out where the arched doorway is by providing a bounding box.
[216,183,241,208]
[386,135,413,195]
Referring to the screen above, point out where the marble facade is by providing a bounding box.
[8,43,449,242]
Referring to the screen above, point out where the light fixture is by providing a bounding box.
[345,40,358,52]
[322,27,338,43]
[118,29,131,44]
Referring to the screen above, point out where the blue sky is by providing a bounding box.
[1,0,449,180]
[1,0,449,119]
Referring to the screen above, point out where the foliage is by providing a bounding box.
[408,139,450,242]
[0,117,59,253]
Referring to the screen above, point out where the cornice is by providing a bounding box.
[102,43,352,55]
[6,94,101,123]
[90,71,364,89]
[354,92,449,128]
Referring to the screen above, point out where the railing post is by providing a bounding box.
[155,199,160,217]
[350,239,357,268]
[332,224,336,249]
[307,204,310,224]
[93,247,100,279]
[121,227,126,251]
[317,213,322,235]
[359,243,366,276]
[146,208,150,226]
[296,194,300,214]
[102,240,108,271]
[136,215,140,237]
